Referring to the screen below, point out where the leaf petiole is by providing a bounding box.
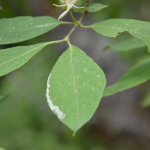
[47,39,66,46]
[69,10,82,26]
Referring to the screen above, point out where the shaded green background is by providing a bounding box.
[1,0,150,150]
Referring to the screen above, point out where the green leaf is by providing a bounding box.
[46,45,106,132]
[105,37,147,51]
[90,19,150,52]
[0,148,5,150]
[0,42,49,77]
[86,3,108,12]
[142,91,150,107]
[73,0,85,12]
[0,93,9,105]
[0,16,63,44]
[103,58,150,97]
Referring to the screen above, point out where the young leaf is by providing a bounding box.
[0,42,49,77]
[104,37,146,51]
[46,45,106,132]
[0,16,63,44]
[103,58,150,97]
[0,93,9,105]
[86,3,107,12]
[73,0,85,12]
[142,91,150,107]
[90,19,150,52]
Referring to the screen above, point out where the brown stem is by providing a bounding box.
[79,0,89,21]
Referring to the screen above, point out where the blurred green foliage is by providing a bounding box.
[0,94,9,105]
[1,0,150,150]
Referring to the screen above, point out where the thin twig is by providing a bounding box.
[65,0,89,41]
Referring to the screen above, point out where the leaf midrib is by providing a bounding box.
[0,43,46,66]
[70,45,79,119]
[0,22,60,33]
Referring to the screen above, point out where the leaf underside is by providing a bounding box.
[46,45,106,132]
[106,37,147,51]
[90,19,150,52]
[103,58,150,97]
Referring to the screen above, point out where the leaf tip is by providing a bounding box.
[105,3,109,8]
[72,132,76,136]
[103,45,111,51]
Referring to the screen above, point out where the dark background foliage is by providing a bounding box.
[0,0,150,150]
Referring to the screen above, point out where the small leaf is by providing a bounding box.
[73,0,85,12]
[46,45,106,132]
[0,16,63,44]
[103,58,150,97]
[0,42,49,77]
[0,93,9,105]
[90,19,150,52]
[142,91,150,107]
[105,37,146,51]
[86,3,108,12]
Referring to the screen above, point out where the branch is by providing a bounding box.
[65,0,89,41]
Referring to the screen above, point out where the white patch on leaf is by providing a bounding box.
[46,73,66,119]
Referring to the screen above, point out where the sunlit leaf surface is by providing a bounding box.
[0,42,49,76]
[46,45,106,132]
[0,16,63,44]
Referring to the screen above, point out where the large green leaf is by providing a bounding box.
[0,16,63,44]
[86,3,107,12]
[46,45,106,132]
[0,93,9,105]
[90,19,150,52]
[103,58,150,97]
[0,42,49,77]
[104,37,146,51]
